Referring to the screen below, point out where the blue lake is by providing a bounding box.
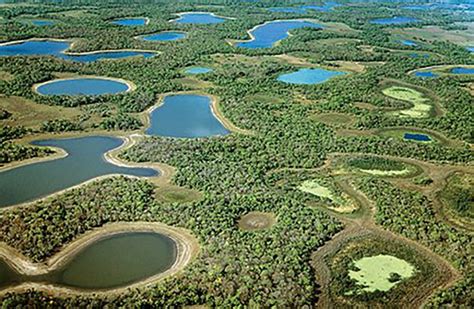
[451,67,474,74]
[141,32,186,41]
[236,20,323,49]
[31,20,55,26]
[146,94,229,138]
[0,40,156,62]
[111,18,147,26]
[404,133,431,142]
[414,71,437,78]
[370,16,419,25]
[468,47,474,53]
[0,136,157,207]
[401,40,417,47]
[36,77,130,96]
[278,68,345,85]
[185,67,213,74]
[269,2,340,13]
[173,12,227,24]
[409,53,429,58]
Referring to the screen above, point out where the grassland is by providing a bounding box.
[389,25,474,47]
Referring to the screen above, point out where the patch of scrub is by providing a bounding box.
[311,113,354,127]
[111,17,148,26]
[370,16,419,25]
[141,31,186,42]
[277,68,346,85]
[236,20,323,49]
[0,40,156,62]
[35,77,132,96]
[185,67,213,75]
[238,212,276,231]
[0,136,157,207]
[382,86,432,118]
[47,232,176,289]
[440,173,474,220]
[146,94,229,138]
[172,12,228,24]
[348,255,415,293]
[450,67,474,75]
[346,156,415,177]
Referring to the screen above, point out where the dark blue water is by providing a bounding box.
[185,67,213,74]
[370,16,419,25]
[36,78,130,96]
[0,136,157,207]
[111,18,147,26]
[0,40,156,62]
[451,67,474,74]
[32,20,55,26]
[146,94,229,138]
[269,2,340,13]
[414,71,437,78]
[141,32,186,41]
[236,20,323,49]
[401,40,417,47]
[277,68,345,85]
[173,12,227,24]
[404,133,431,142]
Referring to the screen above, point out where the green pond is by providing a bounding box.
[0,232,177,290]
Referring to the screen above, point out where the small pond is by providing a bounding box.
[146,94,229,138]
[111,18,147,26]
[185,67,213,74]
[450,67,474,74]
[401,40,417,47]
[277,68,346,85]
[173,12,227,24]
[0,136,157,207]
[403,133,432,142]
[36,77,131,96]
[31,20,55,26]
[141,31,186,42]
[414,71,437,78]
[236,20,323,49]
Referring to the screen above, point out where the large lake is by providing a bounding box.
[36,77,130,96]
[236,20,323,49]
[146,94,229,138]
[173,12,227,24]
[278,68,346,85]
[0,40,156,62]
[0,136,157,207]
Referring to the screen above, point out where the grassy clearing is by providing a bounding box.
[0,96,82,129]
[348,254,415,293]
[238,212,276,231]
[389,26,474,46]
[0,71,14,81]
[311,113,355,127]
[174,77,213,90]
[439,173,474,220]
[154,186,203,204]
[382,86,432,118]
[345,156,419,178]
[246,93,284,104]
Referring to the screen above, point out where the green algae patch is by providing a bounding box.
[382,86,432,118]
[299,180,334,200]
[348,254,415,293]
[299,179,357,213]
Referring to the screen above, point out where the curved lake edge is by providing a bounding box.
[169,11,234,23]
[0,134,163,210]
[0,38,159,59]
[232,18,323,48]
[143,91,254,136]
[408,64,474,76]
[0,222,199,295]
[32,75,136,96]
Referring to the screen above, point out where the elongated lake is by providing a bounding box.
[146,94,229,138]
[173,12,227,24]
[0,136,157,207]
[236,20,323,49]
[141,32,186,41]
[278,68,345,85]
[0,40,156,62]
[36,77,130,96]
[451,67,474,74]
[111,18,147,26]
[404,133,431,142]
[185,67,213,74]
[414,71,437,78]
[31,20,55,26]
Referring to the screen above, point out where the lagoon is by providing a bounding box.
[36,77,130,96]
[111,18,147,26]
[236,20,323,49]
[146,94,229,138]
[451,67,474,74]
[0,40,156,62]
[173,12,227,24]
[0,136,157,207]
[185,67,213,74]
[47,232,176,289]
[141,32,186,41]
[404,133,431,142]
[370,16,419,25]
[277,68,345,85]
